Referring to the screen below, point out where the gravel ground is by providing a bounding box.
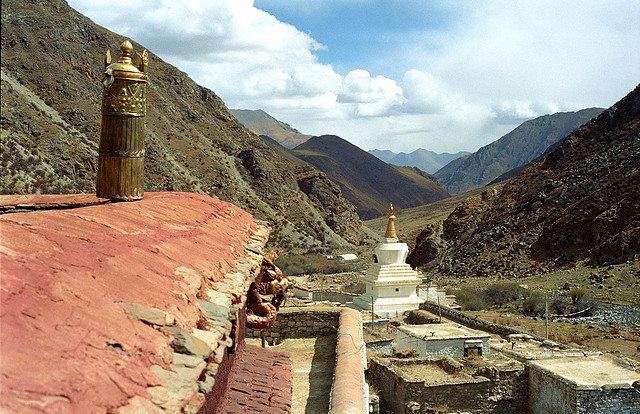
[553,303,640,332]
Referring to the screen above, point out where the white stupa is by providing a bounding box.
[353,205,424,318]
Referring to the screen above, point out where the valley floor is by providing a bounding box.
[437,261,640,362]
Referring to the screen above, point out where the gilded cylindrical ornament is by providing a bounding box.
[96,40,148,201]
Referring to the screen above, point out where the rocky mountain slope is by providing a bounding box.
[0,0,369,249]
[294,135,450,219]
[434,108,604,194]
[369,148,470,174]
[410,86,640,277]
[231,109,311,149]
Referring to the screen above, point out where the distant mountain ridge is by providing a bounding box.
[369,149,471,174]
[409,86,640,275]
[231,109,311,149]
[434,108,605,194]
[293,135,450,220]
[368,149,397,163]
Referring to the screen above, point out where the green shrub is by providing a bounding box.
[520,292,546,316]
[483,282,527,307]
[575,296,598,316]
[454,288,488,311]
[550,296,572,315]
[567,287,589,304]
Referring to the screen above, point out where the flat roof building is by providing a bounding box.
[396,323,492,358]
[528,355,640,414]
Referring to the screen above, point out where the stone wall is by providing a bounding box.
[315,290,360,304]
[366,339,393,356]
[576,386,640,414]
[245,306,341,341]
[367,357,528,414]
[529,363,640,414]
[420,301,550,343]
[528,365,576,414]
[290,286,360,305]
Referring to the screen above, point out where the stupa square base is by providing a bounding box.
[353,294,424,318]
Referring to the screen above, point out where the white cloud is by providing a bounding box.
[338,70,405,117]
[400,69,458,114]
[405,1,640,115]
[68,0,639,153]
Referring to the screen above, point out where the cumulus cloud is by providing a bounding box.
[71,0,338,105]
[404,1,639,117]
[67,0,639,153]
[400,70,456,114]
[338,70,405,117]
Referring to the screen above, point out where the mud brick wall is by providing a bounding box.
[368,357,528,414]
[420,301,549,342]
[246,307,341,341]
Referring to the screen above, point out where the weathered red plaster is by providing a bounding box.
[330,308,366,414]
[0,192,257,413]
[0,193,107,210]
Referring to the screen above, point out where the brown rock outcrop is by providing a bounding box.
[416,85,640,277]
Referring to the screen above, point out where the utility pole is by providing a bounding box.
[545,294,549,340]
[371,296,374,323]
[437,295,442,323]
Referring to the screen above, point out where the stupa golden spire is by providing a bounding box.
[385,204,398,241]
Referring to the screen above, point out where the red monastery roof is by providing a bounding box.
[217,344,292,413]
[0,192,259,412]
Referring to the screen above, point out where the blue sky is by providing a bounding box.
[68,0,640,153]
[253,1,457,78]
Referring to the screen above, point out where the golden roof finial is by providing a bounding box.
[119,40,133,63]
[102,39,148,88]
[385,204,398,241]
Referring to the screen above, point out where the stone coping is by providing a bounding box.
[278,305,343,314]
[329,308,367,414]
[398,323,492,341]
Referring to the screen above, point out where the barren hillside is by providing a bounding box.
[0,0,370,249]
[412,86,640,277]
[294,135,450,220]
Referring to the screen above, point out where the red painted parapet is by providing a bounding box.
[330,308,367,414]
